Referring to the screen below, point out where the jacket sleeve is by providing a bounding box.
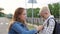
[12,23,38,34]
[46,19,55,34]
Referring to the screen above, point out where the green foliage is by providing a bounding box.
[27,8,32,17]
[0,8,5,17]
[0,8,4,11]
[33,8,40,17]
[27,3,60,18]
[48,3,60,18]
[27,8,40,18]
[0,12,5,17]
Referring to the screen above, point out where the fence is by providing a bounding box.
[26,17,60,25]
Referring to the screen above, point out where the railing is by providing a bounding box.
[26,17,60,25]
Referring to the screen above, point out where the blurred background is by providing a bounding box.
[0,0,60,34]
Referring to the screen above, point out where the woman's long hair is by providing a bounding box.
[8,7,26,31]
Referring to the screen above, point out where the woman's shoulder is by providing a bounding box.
[11,21,22,28]
[11,21,25,29]
[13,21,22,25]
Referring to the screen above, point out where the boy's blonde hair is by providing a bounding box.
[39,6,50,14]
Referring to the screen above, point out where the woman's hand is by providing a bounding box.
[36,25,44,31]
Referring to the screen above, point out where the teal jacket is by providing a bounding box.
[8,21,38,34]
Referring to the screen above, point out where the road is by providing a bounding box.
[0,17,10,34]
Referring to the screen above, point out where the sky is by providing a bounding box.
[0,0,60,14]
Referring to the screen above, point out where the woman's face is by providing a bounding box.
[19,10,26,21]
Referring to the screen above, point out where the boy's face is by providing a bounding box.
[40,11,47,19]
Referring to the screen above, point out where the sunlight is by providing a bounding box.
[0,0,60,14]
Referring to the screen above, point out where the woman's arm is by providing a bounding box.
[12,23,38,34]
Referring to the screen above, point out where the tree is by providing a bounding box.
[27,8,40,18]
[0,8,5,17]
[33,8,40,18]
[27,8,32,17]
[48,3,60,18]
[0,12,5,17]
[0,8,4,11]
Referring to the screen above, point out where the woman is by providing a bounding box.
[8,7,43,34]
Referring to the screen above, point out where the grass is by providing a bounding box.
[28,25,35,30]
